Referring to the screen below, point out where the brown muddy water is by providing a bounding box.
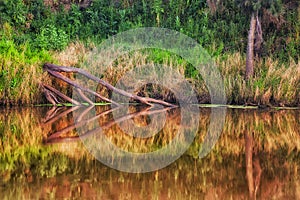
[0,105,299,199]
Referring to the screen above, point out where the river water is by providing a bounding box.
[0,106,299,199]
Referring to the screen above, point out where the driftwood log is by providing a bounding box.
[42,63,176,107]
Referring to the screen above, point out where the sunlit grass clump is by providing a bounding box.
[218,53,300,106]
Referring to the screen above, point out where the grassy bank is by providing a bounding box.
[1,39,299,106]
[0,0,299,106]
[57,43,300,106]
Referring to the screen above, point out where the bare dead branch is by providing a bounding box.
[43,63,177,107]
[75,88,94,105]
[45,69,120,106]
[42,83,81,106]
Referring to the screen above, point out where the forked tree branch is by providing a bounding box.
[42,83,81,106]
[43,63,177,107]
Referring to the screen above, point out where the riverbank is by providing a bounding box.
[0,1,299,107]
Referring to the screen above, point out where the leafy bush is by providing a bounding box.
[0,0,28,27]
[1,0,298,60]
[34,24,69,50]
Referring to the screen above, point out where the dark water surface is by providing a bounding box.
[0,106,299,199]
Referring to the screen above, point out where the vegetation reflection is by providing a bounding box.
[0,106,299,199]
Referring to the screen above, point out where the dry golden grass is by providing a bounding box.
[82,47,299,106]
[53,41,89,67]
[217,53,300,106]
[3,37,298,106]
[0,53,48,105]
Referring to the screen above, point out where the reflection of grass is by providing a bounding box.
[0,107,46,181]
[0,107,299,186]
[96,107,189,153]
[0,107,91,182]
[1,108,300,198]
[0,108,300,197]
[1,152,299,199]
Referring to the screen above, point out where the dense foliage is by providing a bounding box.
[0,0,298,59]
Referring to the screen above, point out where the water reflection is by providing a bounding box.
[0,106,299,199]
[43,105,176,144]
[44,105,202,173]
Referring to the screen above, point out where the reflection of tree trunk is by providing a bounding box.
[245,131,254,198]
[246,13,256,80]
[253,155,262,197]
[245,131,262,199]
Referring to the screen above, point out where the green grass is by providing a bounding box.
[0,24,53,105]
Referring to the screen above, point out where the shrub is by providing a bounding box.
[34,24,69,50]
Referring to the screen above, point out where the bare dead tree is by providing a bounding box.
[246,13,257,80]
[206,0,220,14]
[43,63,176,107]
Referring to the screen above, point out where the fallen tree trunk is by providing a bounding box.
[43,63,176,107]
